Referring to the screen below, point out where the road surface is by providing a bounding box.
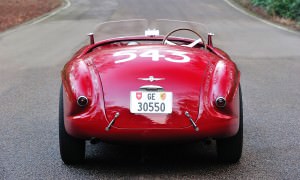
[0,0,300,179]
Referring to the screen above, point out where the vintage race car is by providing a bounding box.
[59,20,243,164]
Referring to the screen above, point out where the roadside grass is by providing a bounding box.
[0,0,62,32]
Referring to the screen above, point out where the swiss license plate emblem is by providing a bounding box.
[130,91,172,114]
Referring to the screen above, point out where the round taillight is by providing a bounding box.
[77,96,88,107]
[215,97,226,108]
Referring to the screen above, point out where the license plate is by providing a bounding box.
[130,91,172,114]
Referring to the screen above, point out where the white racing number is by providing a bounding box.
[113,50,137,64]
[164,50,190,63]
[114,49,190,64]
[139,50,164,61]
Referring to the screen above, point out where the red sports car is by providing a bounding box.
[59,20,243,164]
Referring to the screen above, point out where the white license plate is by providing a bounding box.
[130,91,172,114]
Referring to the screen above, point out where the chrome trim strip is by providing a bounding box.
[138,76,165,82]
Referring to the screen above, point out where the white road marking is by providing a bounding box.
[31,0,71,25]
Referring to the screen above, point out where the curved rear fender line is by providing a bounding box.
[207,46,231,60]
[61,58,102,117]
[71,45,89,59]
[206,60,240,117]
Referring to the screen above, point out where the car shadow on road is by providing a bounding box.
[68,141,237,175]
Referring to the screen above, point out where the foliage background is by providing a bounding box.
[250,0,300,21]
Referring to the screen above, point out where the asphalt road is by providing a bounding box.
[1,0,300,179]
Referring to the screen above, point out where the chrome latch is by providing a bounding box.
[139,85,164,92]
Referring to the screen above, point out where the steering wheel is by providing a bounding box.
[162,28,206,49]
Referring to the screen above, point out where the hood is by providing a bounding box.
[89,45,216,129]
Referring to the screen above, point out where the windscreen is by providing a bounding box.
[92,19,210,42]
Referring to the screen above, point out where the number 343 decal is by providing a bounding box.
[113,49,191,64]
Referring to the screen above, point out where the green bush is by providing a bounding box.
[251,0,300,21]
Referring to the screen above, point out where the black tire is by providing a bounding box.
[59,84,85,164]
[217,84,243,163]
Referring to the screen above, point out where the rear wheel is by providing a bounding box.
[59,84,85,164]
[216,85,243,163]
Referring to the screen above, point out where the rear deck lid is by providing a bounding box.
[89,45,215,129]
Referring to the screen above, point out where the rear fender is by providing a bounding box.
[61,58,101,116]
[207,60,240,116]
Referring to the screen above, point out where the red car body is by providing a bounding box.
[59,23,242,164]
